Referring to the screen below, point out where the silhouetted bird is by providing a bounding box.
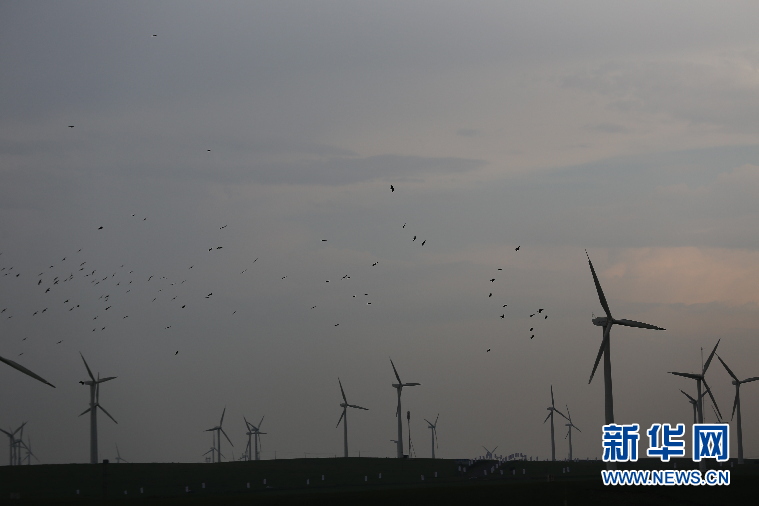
[207,149,211,152]
[372,262,378,266]
[57,340,62,344]
[490,279,495,282]
[335,323,339,326]
[148,276,153,281]
[530,335,534,339]
[68,125,74,128]
[498,268,502,270]
[322,239,327,242]
[282,276,287,279]
[515,246,520,251]
[390,185,394,192]
[545,315,548,319]
[38,280,41,285]
[538,309,544,313]
[45,288,50,293]
[311,306,316,309]
[206,293,212,298]
[487,349,490,352]
[500,315,504,319]
[413,236,416,241]
[403,223,406,228]
[530,314,534,317]
[502,304,508,307]
[220,225,227,229]
[105,306,111,310]
[175,351,178,355]
[98,226,103,230]
[488,293,492,297]
[216,246,222,249]
[181,305,186,308]
[530,327,534,331]
[422,240,426,246]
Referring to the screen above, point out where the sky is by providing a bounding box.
[2,1,759,465]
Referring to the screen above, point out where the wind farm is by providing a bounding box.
[3,2,759,504]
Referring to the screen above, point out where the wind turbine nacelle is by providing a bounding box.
[340,403,347,408]
[392,384,402,388]
[592,316,609,327]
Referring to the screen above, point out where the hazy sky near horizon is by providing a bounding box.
[2,1,759,464]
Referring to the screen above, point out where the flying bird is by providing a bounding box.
[488,293,492,297]
[403,223,406,228]
[220,225,227,229]
[490,279,495,282]
[98,226,103,230]
[500,315,504,319]
[390,185,395,192]
[413,236,416,241]
[530,335,534,339]
[175,351,178,355]
[538,309,544,313]
[68,125,74,128]
[421,240,426,246]
[502,305,508,307]
[487,349,490,352]
[322,239,327,242]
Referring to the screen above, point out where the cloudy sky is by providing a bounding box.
[2,1,759,464]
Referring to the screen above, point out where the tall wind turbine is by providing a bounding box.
[543,385,569,461]
[205,407,233,463]
[0,422,26,466]
[390,358,420,458]
[114,443,128,463]
[586,251,665,428]
[680,388,710,424]
[716,354,759,464]
[336,378,368,457]
[669,340,722,472]
[564,405,581,462]
[424,414,439,459]
[78,353,117,464]
[0,354,55,388]
[244,416,265,461]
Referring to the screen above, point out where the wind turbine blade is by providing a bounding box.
[703,339,720,374]
[435,413,439,425]
[492,446,498,453]
[0,428,11,437]
[98,404,118,424]
[566,405,572,423]
[716,355,739,382]
[574,425,582,433]
[79,352,96,382]
[348,404,368,410]
[550,385,555,408]
[221,428,233,446]
[338,378,347,403]
[258,416,264,429]
[555,409,570,421]
[403,382,421,387]
[731,390,739,422]
[543,412,551,423]
[390,358,402,383]
[588,324,610,384]
[243,415,251,430]
[0,354,56,387]
[336,409,345,428]
[482,446,489,453]
[96,380,100,404]
[424,418,432,426]
[79,407,92,416]
[586,251,612,319]
[220,407,226,427]
[680,390,696,403]
[741,377,759,384]
[613,319,665,330]
[96,376,117,383]
[702,378,722,420]
[203,448,213,456]
[669,371,701,380]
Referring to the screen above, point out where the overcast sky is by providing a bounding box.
[2,1,759,464]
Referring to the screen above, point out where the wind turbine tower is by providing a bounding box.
[390,358,420,458]
[716,354,759,464]
[544,385,569,461]
[78,353,118,464]
[424,414,439,459]
[585,252,665,428]
[564,405,581,461]
[205,407,233,463]
[244,416,266,461]
[336,378,368,457]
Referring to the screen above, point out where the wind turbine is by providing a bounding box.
[716,354,759,464]
[390,358,420,458]
[544,385,569,461]
[669,339,722,472]
[564,405,581,462]
[0,422,26,465]
[336,378,368,457]
[0,353,55,388]
[680,388,711,424]
[205,407,233,463]
[424,414,439,459]
[114,443,128,463]
[244,416,266,461]
[21,435,38,465]
[586,251,665,429]
[78,353,117,464]
[482,445,498,460]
